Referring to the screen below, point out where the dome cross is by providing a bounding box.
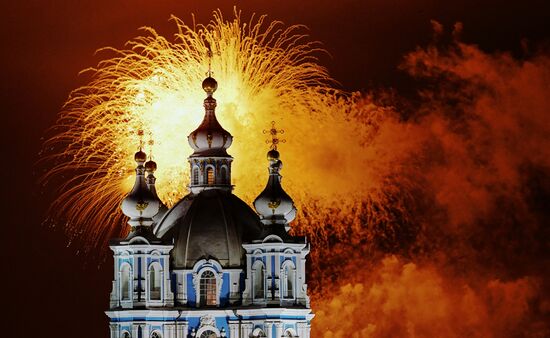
[263,121,285,150]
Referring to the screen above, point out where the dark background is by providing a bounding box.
[3,0,549,336]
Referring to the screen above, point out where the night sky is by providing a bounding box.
[4,1,550,336]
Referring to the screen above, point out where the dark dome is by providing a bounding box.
[154,189,263,268]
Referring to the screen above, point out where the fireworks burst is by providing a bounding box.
[43,8,411,253]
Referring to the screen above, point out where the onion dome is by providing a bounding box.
[120,151,160,228]
[187,76,233,157]
[253,149,297,228]
[145,159,168,224]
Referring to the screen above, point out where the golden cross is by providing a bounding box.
[263,121,285,150]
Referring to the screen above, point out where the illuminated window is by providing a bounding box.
[149,264,161,300]
[120,264,131,300]
[200,270,217,306]
[193,167,199,185]
[207,167,214,185]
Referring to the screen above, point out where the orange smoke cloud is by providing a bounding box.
[313,256,542,338]
[306,23,550,337]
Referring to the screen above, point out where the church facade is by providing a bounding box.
[105,74,313,338]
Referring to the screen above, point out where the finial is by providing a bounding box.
[134,129,147,163]
[206,42,213,78]
[145,133,157,172]
[263,121,285,150]
[202,42,218,95]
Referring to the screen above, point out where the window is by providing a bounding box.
[151,332,161,338]
[220,167,227,184]
[252,328,267,337]
[206,167,214,185]
[122,332,131,338]
[120,264,131,300]
[199,270,217,306]
[254,264,265,299]
[284,330,295,337]
[199,330,217,338]
[193,167,199,185]
[149,264,161,300]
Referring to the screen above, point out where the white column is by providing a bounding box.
[266,253,273,300]
[228,322,239,338]
[274,251,281,300]
[241,323,253,337]
[265,322,274,338]
[109,324,118,338]
[176,322,188,338]
[297,322,308,338]
[275,322,283,337]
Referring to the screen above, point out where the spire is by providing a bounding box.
[144,134,168,224]
[187,51,234,194]
[187,59,232,157]
[254,122,296,231]
[120,132,160,232]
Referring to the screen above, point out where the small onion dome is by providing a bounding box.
[134,150,147,163]
[253,151,296,226]
[202,76,218,96]
[144,160,157,173]
[120,151,160,227]
[188,76,233,156]
[267,149,280,161]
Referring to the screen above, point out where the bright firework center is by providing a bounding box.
[106,72,313,338]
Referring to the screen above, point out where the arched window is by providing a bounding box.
[220,166,227,184]
[253,262,265,299]
[284,330,296,337]
[122,332,131,338]
[199,270,217,306]
[120,264,131,300]
[151,332,161,338]
[252,328,267,337]
[199,330,217,338]
[149,264,161,300]
[193,167,199,185]
[206,167,214,185]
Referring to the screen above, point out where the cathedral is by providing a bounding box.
[105,73,313,338]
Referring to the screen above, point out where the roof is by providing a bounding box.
[154,189,263,268]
